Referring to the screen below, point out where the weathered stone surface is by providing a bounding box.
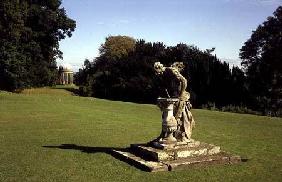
[131,144,174,161]
[131,141,221,161]
[112,149,168,172]
[154,62,195,143]
[112,149,243,172]
[151,140,201,150]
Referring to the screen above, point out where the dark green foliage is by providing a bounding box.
[0,0,76,91]
[99,35,136,60]
[240,6,282,116]
[76,36,248,108]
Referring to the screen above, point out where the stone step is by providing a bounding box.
[131,142,221,161]
[167,153,242,171]
[112,149,169,172]
[112,149,242,172]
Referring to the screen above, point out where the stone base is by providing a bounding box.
[112,141,243,172]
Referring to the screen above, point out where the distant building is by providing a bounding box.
[58,63,74,85]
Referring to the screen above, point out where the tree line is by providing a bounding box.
[75,37,250,111]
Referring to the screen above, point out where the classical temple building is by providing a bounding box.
[58,63,74,85]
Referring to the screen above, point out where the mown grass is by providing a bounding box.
[0,87,281,181]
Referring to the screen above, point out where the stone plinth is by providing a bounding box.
[131,141,221,161]
[112,141,243,172]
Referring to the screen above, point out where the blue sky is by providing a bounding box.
[58,0,281,70]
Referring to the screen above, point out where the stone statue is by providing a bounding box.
[112,62,243,171]
[154,62,195,144]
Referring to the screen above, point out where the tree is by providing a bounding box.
[0,0,76,91]
[99,35,136,60]
[240,6,282,116]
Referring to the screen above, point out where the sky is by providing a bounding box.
[58,0,282,71]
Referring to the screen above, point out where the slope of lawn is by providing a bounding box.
[0,87,281,181]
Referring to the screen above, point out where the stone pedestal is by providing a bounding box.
[154,98,179,147]
[113,141,242,172]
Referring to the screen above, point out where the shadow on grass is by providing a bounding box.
[42,144,149,171]
[43,144,128,154]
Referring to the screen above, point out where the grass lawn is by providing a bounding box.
[0,87,282,181]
